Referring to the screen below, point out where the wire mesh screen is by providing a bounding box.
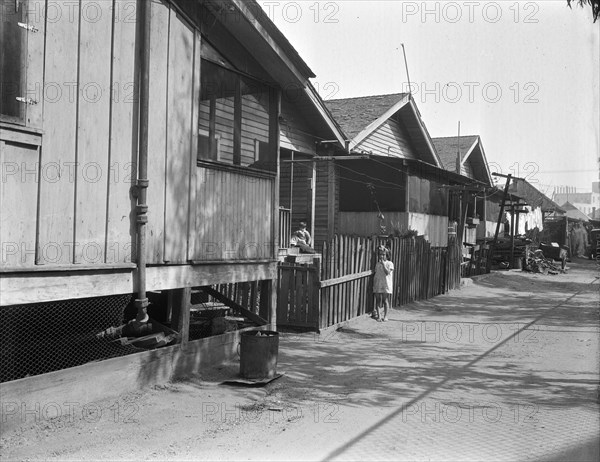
[1,294,140,383]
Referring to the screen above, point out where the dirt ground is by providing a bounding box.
[1,258,599,461]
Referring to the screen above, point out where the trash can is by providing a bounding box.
[239,330,279,379]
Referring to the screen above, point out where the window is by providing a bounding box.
[198,59,275,171]
[1,0,27,123]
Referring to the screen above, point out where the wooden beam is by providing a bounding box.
[169,287,191,348]
[0,262,278,306]
[327,161,336,240]
[310,159,316,243]
[320,270,373,288]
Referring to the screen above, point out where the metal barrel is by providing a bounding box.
[239,330,279,379]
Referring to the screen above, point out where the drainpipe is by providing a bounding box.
[134,0,151,324]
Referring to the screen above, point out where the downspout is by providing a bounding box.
[134,0,151,324]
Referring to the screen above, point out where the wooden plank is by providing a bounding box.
[164,10,194,263]
[0,141,39,268]
[25,0,46,129]
[169,287,191,348]
[74,0,113,264]
[145,0,169,263]
[186,31,201,261]
[37,1,79,264]
[320,270,374,289]
[106,2,137,264]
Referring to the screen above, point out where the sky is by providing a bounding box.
[258,0,600,196]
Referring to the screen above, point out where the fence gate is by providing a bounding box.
[277,261,320,329]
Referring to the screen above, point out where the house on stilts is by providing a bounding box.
[0,0,345,427]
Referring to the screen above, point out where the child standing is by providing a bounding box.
[373,245,394,322]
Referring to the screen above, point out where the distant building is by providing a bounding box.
[552,183,599,218]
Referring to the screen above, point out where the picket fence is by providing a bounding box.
[277,234,462,330]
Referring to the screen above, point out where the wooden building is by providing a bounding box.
[0,0,344,418]
[302,93,467,248]
[432,135,495,242]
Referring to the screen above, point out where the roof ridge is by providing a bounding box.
[326,92,409,103]
[432,135,479,140]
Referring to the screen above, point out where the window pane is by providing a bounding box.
[0,0,26,121]
[199,60,236,163]
[241,76,271,169]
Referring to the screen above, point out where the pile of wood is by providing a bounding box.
[522,248,565,275]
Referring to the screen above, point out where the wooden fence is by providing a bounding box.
[461,243,494,278]
[278,234,463,331]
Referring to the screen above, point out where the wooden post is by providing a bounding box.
[290,151,294,210]
[405,167,410,213]
[169,287,191,349]
[269,87,281,328]
[493,174,512,243]
[310,159,316,244]
[312,256,322,330]
[327,160,336,240]
[509,204,515,266]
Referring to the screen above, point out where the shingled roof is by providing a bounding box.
[325,93,409,139]
[431,135,479,172]
[560,201,591,221]
[507,178,565,213]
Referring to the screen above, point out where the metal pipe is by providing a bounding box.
[134,0,151,323]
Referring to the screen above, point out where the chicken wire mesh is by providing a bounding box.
[1,294,140,383]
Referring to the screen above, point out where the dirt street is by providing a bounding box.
[1,259,598,461]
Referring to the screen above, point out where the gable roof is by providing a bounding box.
[561,201,591,221]
[507,178,564,213]
[325,93,408,139]
[432,136,479,171]
[324,93,441,166]
[432,135,493,185]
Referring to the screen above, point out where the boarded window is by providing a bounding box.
[0,0,27,123]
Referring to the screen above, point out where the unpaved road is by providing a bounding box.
[1,259,598,461]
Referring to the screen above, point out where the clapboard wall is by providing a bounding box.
[355,115,418,159]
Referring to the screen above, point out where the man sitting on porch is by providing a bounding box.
[290,221,315,254]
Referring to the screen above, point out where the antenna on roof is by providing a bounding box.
[401,44,412,97]
[456,121,461,174]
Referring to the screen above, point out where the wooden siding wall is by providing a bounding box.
[355,117,417,158]
[279,98,319,155]
[338,212,448,247]
[313,160,337,247]
[194,167,274,261]
[461,159,475,179]
[2,0,137,269]
[146,1,200,264]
